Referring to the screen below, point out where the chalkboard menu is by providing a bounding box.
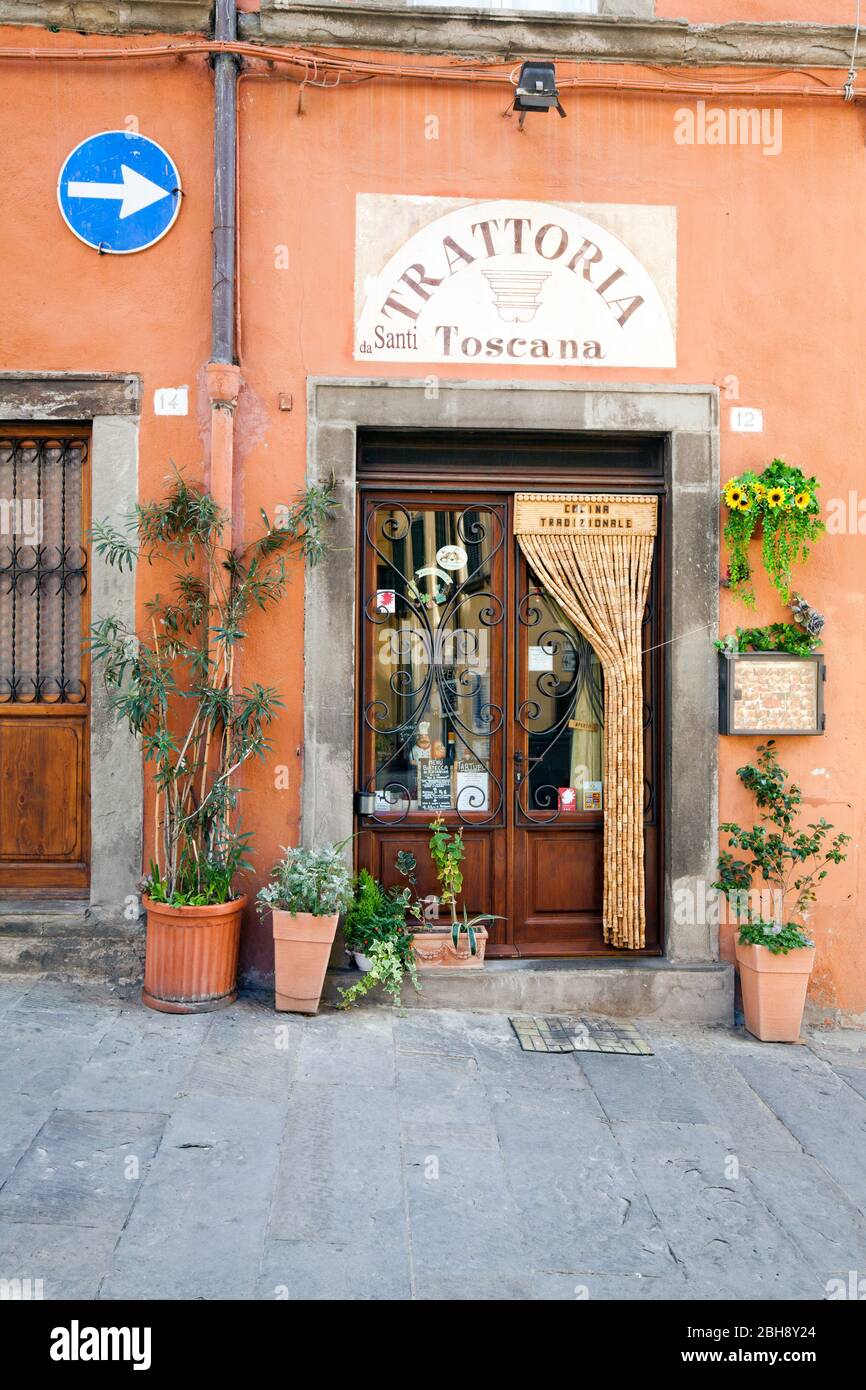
[418,759,452,811]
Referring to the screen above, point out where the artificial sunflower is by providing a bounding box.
[722,459,825,606]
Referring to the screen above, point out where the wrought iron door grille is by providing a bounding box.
[0,435,88,704]
[361,501,506,825]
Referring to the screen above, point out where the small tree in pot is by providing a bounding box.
[715,741,850,1041]
[90,467,335,1013]
[258,844,353,1013]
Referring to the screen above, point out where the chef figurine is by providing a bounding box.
[410,721,432,763]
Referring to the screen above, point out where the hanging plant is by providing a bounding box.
[721,459,824,606]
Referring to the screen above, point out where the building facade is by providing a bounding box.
[0,0,863,1022]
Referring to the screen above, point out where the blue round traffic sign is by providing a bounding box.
[57,131,182,255]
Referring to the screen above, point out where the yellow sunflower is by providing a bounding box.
[736,497,751,511]
[724,486,746,508]
[753,483,765,497]
[794,490,812,510]
[766,487,786,508]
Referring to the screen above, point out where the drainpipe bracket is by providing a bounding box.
[206,360,242,409]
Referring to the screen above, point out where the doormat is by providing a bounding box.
[509,1015,653,1055]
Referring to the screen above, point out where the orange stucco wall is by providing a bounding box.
[1,26,863,1013]
[656,0,855,21]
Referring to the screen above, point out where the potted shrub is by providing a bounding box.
[397,815,499,969]
[90,467,335,1013]
[337,871,420,1009]
[258,845,353,1013]
[342,868,382,972]
[715,741,850,1041]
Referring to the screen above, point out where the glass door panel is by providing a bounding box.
[360,500,505,824]
[516,586,604,821]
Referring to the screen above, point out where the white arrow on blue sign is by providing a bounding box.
[57,131,182,254]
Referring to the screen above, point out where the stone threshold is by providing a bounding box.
[323,957,734,1024]
[0,902,144,983]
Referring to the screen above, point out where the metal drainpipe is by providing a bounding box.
[211,0,237,366]
[207,0,240,548]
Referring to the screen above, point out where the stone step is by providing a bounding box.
[0,905,94,937]
[0,935,143,982]
[0,904,143,983]
[322,958,734,1024]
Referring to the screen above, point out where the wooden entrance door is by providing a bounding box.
[355,482,662,957]
[0,426,91,897]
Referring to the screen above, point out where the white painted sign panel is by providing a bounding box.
[730,407,764,433]
[154,386,188,416]
[355,197,676,369]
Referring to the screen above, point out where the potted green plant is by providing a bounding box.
[398,815,499,968]
[722,460,824,607]
[714,741,850,1041]
[337,870,420,1008]
[258,844,353,1013]
[714,621,822,659]
[90,467,335,1013]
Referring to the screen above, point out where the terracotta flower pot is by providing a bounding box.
[412,923,488,970]
[272,909,340,1013]
[142,894,246,1014]
[736,940,815,1042]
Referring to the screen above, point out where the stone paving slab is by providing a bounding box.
[3,1011,118,1106]
[576,1044,714,1125]
[660,1033,805,1157]
[1,979,865,1301]
[295,1009,396,1088]
[405,1142,530,1287]
[835,1066,866,1103]
[0,1221,119,1300]
[183,1006,302,1104]
[731,1050,866,1215]
[0,1109,165,1230]
[57,1010,211,1113]
[100,1095,287,1301]
[742,1148,866,1280]
[270,1080,403,1245]
[493,1084,674,1277]
[611,1119,826,1301]
[0,979,33,1017]
[257,1228,412,1301]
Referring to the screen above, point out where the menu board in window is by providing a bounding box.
[418,759,452,812]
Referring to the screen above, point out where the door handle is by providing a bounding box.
[513,750,541,786]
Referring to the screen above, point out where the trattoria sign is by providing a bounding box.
[355,198,676,368]
[514,493,659,536]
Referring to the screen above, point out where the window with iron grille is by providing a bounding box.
[0,433,89,704]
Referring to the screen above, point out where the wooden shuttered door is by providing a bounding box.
[0,426,91,896]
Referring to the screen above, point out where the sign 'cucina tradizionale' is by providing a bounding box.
[355,198,676,368]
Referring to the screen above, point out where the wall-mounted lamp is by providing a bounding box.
[512,61,567,130]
